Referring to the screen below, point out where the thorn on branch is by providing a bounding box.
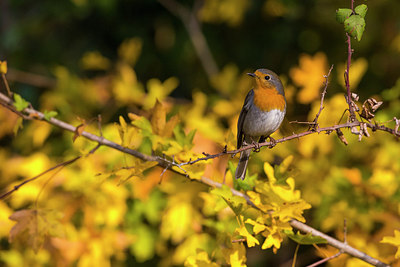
[313,64,334,128]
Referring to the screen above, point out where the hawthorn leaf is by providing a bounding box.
[336,8,352,24]
[344,14,366,41]
[355,4,367,18]
[43,110,58,121]
[13,94,29,111]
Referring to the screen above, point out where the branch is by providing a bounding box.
[158,0,219,80]
[0,91,391,267]
[345,0,356,121]
[312,64,334,126]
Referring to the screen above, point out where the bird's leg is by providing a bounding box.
[251,137,261,152]
[268,136,277,148]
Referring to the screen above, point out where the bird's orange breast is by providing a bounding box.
[253,87,286,112]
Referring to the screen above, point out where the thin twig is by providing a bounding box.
[306,218,349,267]
[345,33,356,121]
[0,156,81,200]
[306,251,343,267]
[313,64,334,126]
[1,73,12,97]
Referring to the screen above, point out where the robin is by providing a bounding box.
[235,69,286,180]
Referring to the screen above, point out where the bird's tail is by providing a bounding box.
[235,149,251,180]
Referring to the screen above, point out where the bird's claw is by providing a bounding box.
[268,136,277,148]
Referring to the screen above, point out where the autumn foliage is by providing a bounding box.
[1,1,400,267]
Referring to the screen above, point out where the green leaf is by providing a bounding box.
[344,14,366,41]
[355,4,368,18]
[43,110,58,121]
[210,185,247,216]
[13,93,29,111]
[284,230,327,245]
[336,8,352,24]
[173,124,195,147]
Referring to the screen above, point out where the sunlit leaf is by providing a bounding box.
[381,230,400,259]
[336,8,352,24]
[13,94,29,111]
[344,14,366,41]
[151,100,166,136]
[221,242,246,267]
[118,37,142,66]
[355,4,367,18]
[290,52,328,104]
[184,249,220,267]
[43,110,58,122]
[236,217,259,247]
[0,60,7,74]
[80,51,111,70]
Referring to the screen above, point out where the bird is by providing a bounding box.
[235,68,286,180]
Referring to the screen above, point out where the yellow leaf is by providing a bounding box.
[118,37,142,65]
[211,64,239,94]
[0,202,13,237]
[184,249,220,267]
[161,202,193,243]
[162,114,179,138]
[32,122,52,147]
[113,63,145,105]
[0,60,7,74]
[279,155,293,174]
[245,218,266,234]
[151,100,166,136]
[261,231,282,250]
[368,169,397,197]
[236,216,259,247]
[290,52,328,104]
[221,242,246,267]
[144,77,179,110]
[80,51,111,70]
[381,230,400,258]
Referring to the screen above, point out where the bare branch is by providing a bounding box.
[313,64,334,126]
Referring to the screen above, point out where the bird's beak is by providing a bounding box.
[247,72,256,78]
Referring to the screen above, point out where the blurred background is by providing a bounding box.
[1,0,400,266]
[1,0,400,104]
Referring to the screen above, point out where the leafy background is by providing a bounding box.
[1,0,400,266]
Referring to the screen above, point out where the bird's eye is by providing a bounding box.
[264,75,270,81]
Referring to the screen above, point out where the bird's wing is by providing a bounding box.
[237,89,254,149]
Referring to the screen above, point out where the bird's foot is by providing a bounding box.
[268,136,277,148]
